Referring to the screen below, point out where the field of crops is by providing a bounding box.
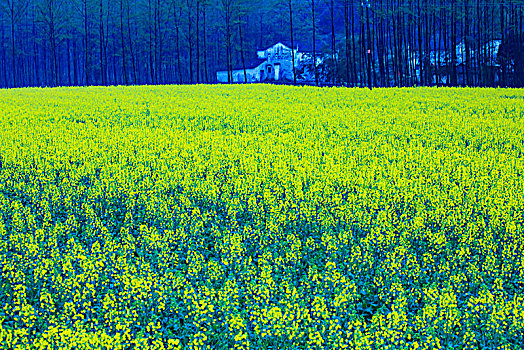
[1,85,524,349]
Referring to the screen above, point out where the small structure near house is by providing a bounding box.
[216,42,309,83]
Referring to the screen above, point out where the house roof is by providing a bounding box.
[256,40,320,53]
[233,58,267,71]
[257,42,294,52]
[293,41,323,53]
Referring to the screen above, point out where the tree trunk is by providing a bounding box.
[32,3,39,86]
[104,2,110,84]
[127,0,137,84]
[289,0,296,85]
[330,0,336,85]
[312,0,318,86]
[384,0,391,87]
[67,36,72,86]
[10,4,16,87]
[491,0,495,86]
[424,0,429,85]
[0,22,4,87]
[120,0,128,84]
[440,1,447,85]
[155,0,160,83]
[365,2,371,89]
[196,0,200,83]
[225,1,232,83]
[396,0,403,86]
[49,4,58,87]
[173,2,182,83]
[464,0,471,86]
[238,14,247,83]
[360,4,366,87]
[203,4,208,83]
[500,2,506,87]
[344,0,350,86]
[84,0,90,85]
[476,0,481,86]
[73,37,78,85]
[187,0,194,84]
[43,34,48,84]
[147,0,153,83]
[433,0,439,86]
[99,0,105,85]
[351,0,357,86]
[375,2,385,87]
[451,0,457,86]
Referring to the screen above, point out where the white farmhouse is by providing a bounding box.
[216,42,307,83]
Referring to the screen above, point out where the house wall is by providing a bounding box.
[216,71,229,83]
[258,43,301,81]
[217,68,260,83]
[232,69,260,83]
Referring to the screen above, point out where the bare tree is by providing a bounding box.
[38,0,64,86]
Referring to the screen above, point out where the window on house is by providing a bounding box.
[267,66,272,74]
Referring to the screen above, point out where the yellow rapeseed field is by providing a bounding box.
[0,85,523,350]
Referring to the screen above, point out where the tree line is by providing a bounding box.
[0,0,523,89]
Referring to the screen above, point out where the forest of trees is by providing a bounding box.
[0,0,523,89]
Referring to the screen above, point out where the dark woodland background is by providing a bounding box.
[0,0,523,88]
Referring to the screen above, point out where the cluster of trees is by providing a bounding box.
[0,0,523,89]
